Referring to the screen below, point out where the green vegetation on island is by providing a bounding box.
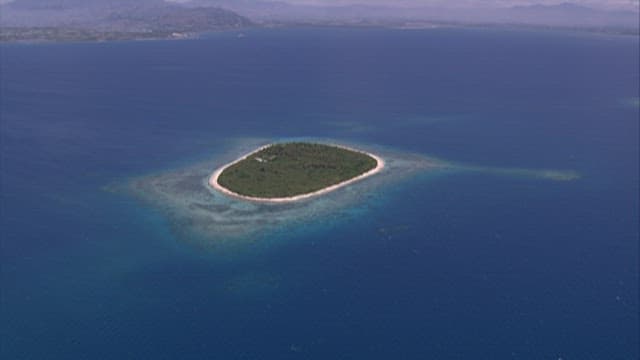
[216,143,379,199]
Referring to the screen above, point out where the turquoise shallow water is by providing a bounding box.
[1,27,638,359]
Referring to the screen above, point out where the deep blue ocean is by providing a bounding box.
[1,27,638,359]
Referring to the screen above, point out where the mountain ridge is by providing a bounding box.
[1,0,252,38]
[1,0,637,41]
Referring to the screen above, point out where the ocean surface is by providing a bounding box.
[1,27,638,359]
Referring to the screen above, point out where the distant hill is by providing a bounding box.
[1,0,637,41]
[186,0,638,32]
[503,3,639,28]
[0,0,252,40]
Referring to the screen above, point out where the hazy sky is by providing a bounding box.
[264,0,639,11]
[161,0,640,11]
[1,0,638,11]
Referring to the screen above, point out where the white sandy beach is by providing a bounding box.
[208,144,385,203]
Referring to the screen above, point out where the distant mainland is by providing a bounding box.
[209,143,384,202]
[1,0,637,43]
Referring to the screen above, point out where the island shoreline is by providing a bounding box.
[208,143,385,203]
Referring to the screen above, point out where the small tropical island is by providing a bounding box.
[209,143,384,202]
